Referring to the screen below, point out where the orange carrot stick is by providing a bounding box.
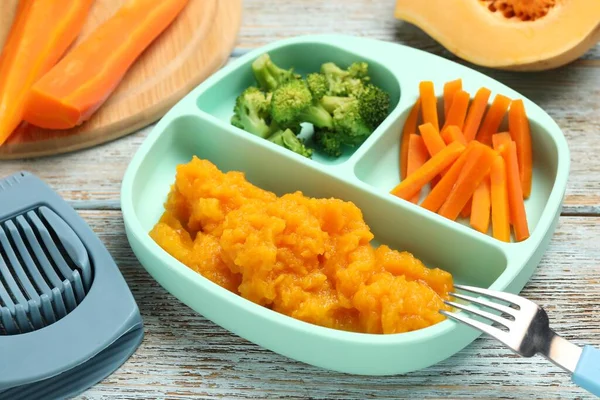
[492,132,514,224]
[458,146,486,220]
[490,155,510,242]
[463,87,491,142]
[23,0,190,130]
[509,99,533,198]
[492,132,512,151]
[0,0,94,145]
[501,141,530,242]
[470,175,491,234]
[421,142,477,212]
[442,125,467,146]
[491,132,515,225]
[443,90,470,131]
[438,144,497,221]
[406,134,429,203]
[400,98,421,180]
[443,79,462,119]
[391,141,466,201]
[419,81,439,132]
[460,199,472,218]
[476,94,512,146]
[419,122,446,157]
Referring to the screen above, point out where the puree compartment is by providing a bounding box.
[130,114,507,290]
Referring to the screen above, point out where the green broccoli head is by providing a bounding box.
[231,86,272,138]
[320,62,370,96]
[269,119,303,136]
[268,128,313,158]
[251,53,299,91]
[320,95,353,114]
[271,80,333,129]
[321,85,391,129]
[347,62,369,79]
[306,73,328,100]
[314,129,343,157]
[332,100,372,146]
[358,84,390,128]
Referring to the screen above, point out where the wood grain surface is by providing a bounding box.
[0,1,599,398]
[0,0,242,160]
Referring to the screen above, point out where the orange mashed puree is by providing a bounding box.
[150,157,453,334]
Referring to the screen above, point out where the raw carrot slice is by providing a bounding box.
[463,87,491,142]
[460,199,472,218]
[0,0,94,145]
[23,0,190,130]
[509,99,533,198]
[400,98,421,180]
[419,122,446,157]
[438,143,497,221]
[476,94,512,146]
[443,90,470,131]
[470,175,491,234]
[443,79,462,119]
[419,81,439,132]
[421,142,478,212]
[490,156,510,242]
[501,141,530,242]
[492,132,512,151]
[406,134,429,203]
[457,146,484,219]
[391,141,466,201]
[442,125,467,146]
[491,132,515,225]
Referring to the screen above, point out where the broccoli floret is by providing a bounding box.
[320,84,391,129]
[269,120,303,136]
[268,128,313,158]
[251,53,299,91]
[320,62,370,96]
[320,95,353,114]
[231,86,272,138]
[306,73,328,100]
[347,62,369,79]
[270,80,333,129]
[314,129,343,157]
[358,84,390,128]
[332,100,372,146]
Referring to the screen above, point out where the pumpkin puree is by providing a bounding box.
[150,157,453,334]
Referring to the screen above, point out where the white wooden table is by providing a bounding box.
[1,1,599,398]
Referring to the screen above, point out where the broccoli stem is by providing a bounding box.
[251,54,295,91]
[268,129,313,158]
[299,103,333,130]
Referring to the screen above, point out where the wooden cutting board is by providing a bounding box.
[0,0,242,160]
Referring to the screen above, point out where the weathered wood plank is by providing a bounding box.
[73,211,599,399]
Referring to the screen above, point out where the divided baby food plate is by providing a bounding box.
[121,34,569,375]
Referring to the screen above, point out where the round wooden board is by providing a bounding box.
[0,0,242,160]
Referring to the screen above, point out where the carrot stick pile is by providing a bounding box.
[394,79,533,243]
[0,0,189,144]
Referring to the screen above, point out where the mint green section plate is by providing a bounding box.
[121,34,569,375]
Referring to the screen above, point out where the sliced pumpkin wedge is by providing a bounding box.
[394,0,600,71]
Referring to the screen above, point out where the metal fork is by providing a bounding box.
[441,284,600,397]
